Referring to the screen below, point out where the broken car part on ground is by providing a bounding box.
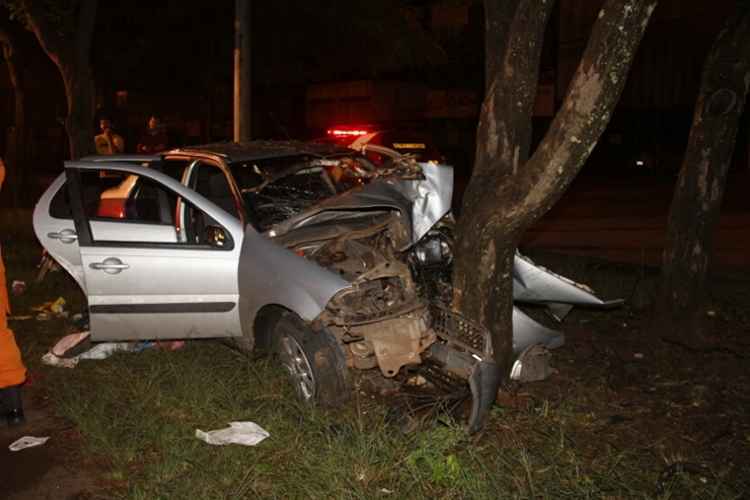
[33,141,619,431]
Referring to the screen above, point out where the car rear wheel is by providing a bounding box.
[273,313,350,407]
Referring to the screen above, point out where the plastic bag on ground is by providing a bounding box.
[77,342,136,360]
[9,436,50,452]
[195,421,270,446]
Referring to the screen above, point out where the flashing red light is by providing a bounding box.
[326,127,370,138]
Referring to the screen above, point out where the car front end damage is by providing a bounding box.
[263,154,620,431]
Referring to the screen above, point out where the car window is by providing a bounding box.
[80,171,176,225]
[237,154,382,231]
[192,162,241,220]
[75,169,232,249]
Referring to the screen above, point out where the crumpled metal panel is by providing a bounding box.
[269,163,454,250]
[513,252,623,313]
[512,305,565,353]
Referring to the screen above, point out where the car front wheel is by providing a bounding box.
[273,313,350,407]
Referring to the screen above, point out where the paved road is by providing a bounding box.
[519,170,749,269]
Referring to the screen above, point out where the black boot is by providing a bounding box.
[0,385,25,426]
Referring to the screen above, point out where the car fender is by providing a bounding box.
[238,226,350,342]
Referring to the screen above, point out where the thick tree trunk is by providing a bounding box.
[454,0,657,383]
[22,0,97,159]
[0,27,25,206]
[652,9,750,344]
[61,64,96,159]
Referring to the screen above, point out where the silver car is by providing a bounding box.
[33,141,617,430]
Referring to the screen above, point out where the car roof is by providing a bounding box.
[169,140,352,163]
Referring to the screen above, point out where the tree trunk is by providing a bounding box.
[0,26,25,206]
[22,0,97,159]
[60,63,96,159]
[454,0,657,383]
[652,9,750,344]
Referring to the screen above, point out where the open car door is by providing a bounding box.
[61,161,244,342]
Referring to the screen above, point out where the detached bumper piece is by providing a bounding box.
[427,304,499,433]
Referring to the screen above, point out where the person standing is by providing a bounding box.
[94,118,125,155]
[137,115,169,154]
[0,157,27,426]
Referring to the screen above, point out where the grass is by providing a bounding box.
[3,229,749,499]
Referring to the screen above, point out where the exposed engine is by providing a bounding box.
[280,210,435,377]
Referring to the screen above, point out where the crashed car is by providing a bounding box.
[33,141,617,430]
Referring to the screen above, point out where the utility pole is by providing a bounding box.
[234,0,251,142]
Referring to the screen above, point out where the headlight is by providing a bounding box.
[413,230,453,266]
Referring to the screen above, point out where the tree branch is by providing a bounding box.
[505,0,658,230]
[483,0,520,91]
[19,0,69,66]
[0,26,21,90]
[75,0,96,62]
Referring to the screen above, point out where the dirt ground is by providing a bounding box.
[0,383,105,499]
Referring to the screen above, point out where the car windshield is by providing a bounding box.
[229,154,373,231]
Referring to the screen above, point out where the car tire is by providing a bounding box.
[273,313,350,408]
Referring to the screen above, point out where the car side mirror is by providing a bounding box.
[205,225,229,248]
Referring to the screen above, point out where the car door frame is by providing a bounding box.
[65,160,247,341]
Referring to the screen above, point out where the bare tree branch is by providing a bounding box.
[500,0,658,231]
[18,0,69,66]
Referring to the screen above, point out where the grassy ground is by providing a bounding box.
[2,229,749,499]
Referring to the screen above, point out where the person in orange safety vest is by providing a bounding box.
[0,157,27,426]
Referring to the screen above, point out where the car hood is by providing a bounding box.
[266,163,453,250]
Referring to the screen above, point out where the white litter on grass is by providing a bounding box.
[77,342,135,360]
[42,332,138,368]
[195,422,270,446]
[41,352,79,368]
[9,436,50,452]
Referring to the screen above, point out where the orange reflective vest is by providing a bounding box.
[0,161,27,388]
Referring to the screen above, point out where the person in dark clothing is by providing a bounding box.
[137,115,170,154]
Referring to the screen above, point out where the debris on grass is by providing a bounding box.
[32,297,68,320]
[11,280,26,296]
[509,344,557,382]
[42,331,136,368]
[195,421,270,446]
[9,436,50,452]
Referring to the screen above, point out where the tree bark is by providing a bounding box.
[21,0,97,159]
[652,8,750,344]
[0,25,25,205]
[454,0,657,377]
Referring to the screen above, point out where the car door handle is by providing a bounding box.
[89,258,130,274]
[47,229,77,244]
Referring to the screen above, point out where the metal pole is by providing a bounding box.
[234,0,251,142]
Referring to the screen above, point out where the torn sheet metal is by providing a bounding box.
[270,162,453,250]
[513,252,623,320]
[512,305,565,353]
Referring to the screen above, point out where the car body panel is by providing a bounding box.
[55,162,244,341]
[238,227,350,328]
[33,174,85,289]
